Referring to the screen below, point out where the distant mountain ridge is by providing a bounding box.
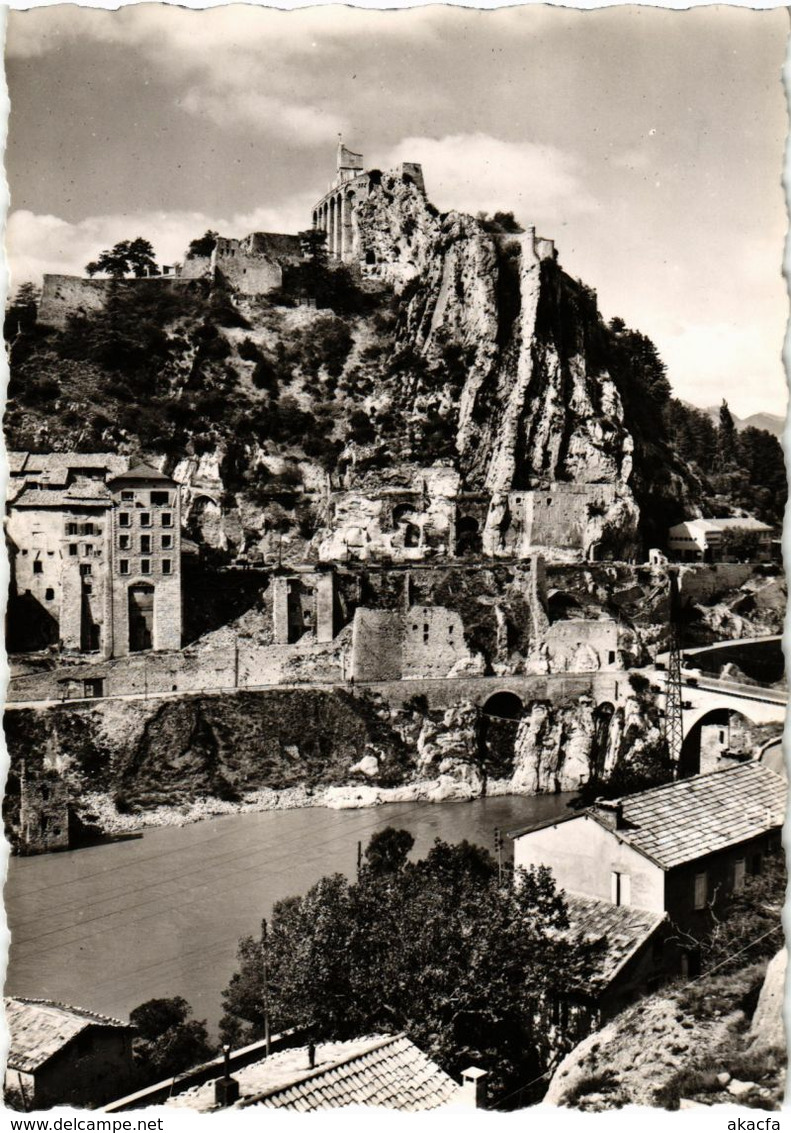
[700,405,786,439]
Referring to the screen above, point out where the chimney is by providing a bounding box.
[595,799,627,830]
[460,1067,488,1109]
[308,1041,316,1069]
[214,1045,240,1108]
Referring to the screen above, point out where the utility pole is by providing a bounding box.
[494,827,504,888]
[260,918,271,1057]
[664,570,684,779]
[356,840,363,878]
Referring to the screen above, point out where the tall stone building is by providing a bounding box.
[6,454,182,658]
[312,140,425,262]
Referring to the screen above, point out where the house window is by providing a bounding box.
[80,564,92,577]
[423,623,430,644]
[151,491,169,506]
[82,544,92,557]
[69,545,78,556]
[45,588,54,601]
[119,560,129,575]
[140,512,151,527]
[119,534,130,550]
[750,852,763,876]
[161,534,173,550]
[66,522,78,535]
[33,561,43,574]
[141,559,151,575]
[611,871,631,906]
[82,523,95,536]
[140,535,151,554]
[121,490,134,502]
[733,858,746,892]
[119,512,130,528]
[608,651,616,664]
[694,871,708,910]
[161,512,173,528]
[162,559,172,575]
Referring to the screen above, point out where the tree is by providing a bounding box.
[86,237,159,279]
[187,230,218,259]
[363,826,414,875]
[129,996,215,1082]
[718,399,737,469]
[5,282,40,341]
[219,834,602,1102]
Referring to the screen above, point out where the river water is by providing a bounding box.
[5,793,574,1034]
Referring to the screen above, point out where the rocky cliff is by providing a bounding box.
[7,169,703,563]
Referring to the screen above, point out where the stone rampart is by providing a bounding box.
[38,275,203,329]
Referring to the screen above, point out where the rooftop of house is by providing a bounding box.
[109,460,172,483]
[9,452,128,479]
[10,481,114,509]
[563,895,666,991]
[706,517,774,533]
[510,762,786,871]
[5,998,131,1073]
[167,1034,463,1113]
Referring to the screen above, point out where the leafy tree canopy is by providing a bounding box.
[129,996,216,1082]
[86,237,160,279]
[187,230,219,260]
[219,831,602,1102]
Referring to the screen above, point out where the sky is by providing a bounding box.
[4,4,789,418]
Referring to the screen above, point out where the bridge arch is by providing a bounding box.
[481,690,524,720]
[680,706,764,778]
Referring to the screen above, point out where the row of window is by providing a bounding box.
[119,559,173,576]
[612,856,761,912]
[119,534,173,552]
[120,490,171,506]
[119,512,173,528]
[65,522,100,536]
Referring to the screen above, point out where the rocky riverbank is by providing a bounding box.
[78,775,519,836]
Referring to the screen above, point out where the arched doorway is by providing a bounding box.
[392,503,421,548]
[456,515,482,556]
[128,583,155,652]
[479,691,525,780]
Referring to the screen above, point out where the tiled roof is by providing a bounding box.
[9,453,127,479]
[564,895,665,990]
[241,1034,462,1111]
[5,998,130,1073]
[110,461,171,483]
[592,763,786,870]
[707,517,773,533]
[11,484,111,508]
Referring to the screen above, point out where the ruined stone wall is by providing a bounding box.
[678,563,755,603]
[350,609,403,681]
[212,238,283,295]
[541,618,622,673]
[38,275,199,329]
[402,605,474,678]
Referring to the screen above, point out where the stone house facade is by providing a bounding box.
[510,762,785,946]
[6,453,182,659]
[4,998,136,1111]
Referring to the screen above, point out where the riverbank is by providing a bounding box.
[80,775,523,836]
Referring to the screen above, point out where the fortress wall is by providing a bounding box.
[38,275,202,328]
[678,563,755,602]
[39,276,110,328]
[214,251,283,295]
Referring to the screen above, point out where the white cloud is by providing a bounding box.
[180,89,346,145]
[376,134,597,228]
[6,195,318,288]
[657,320,787,418]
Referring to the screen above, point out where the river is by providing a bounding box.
[5,793,575,1034]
